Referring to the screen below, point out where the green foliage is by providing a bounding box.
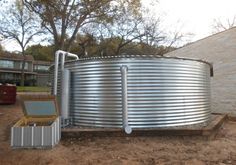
[17,86,50,92]
[23,0,181,57]
[68,34,177,57]
[25,44,54,61]
[24,0,142,51]
[69,33,99,57]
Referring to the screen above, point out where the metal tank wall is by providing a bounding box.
[53,55,212,128]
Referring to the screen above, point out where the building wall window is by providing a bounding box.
[35,65,49,71]
[20,62,29,70]
[0,60,14,68]
[0,73,13,79]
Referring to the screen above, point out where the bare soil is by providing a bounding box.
[1,98,236,165]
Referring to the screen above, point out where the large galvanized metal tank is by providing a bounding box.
[52,55,212,129]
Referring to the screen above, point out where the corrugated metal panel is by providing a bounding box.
[53,56,211,128]
[11,117,61,148]
[50,69,61,105]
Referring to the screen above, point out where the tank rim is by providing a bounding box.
[49,54,213,69]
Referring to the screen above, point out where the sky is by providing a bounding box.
[146,0,236,41]
[1,0,236,52]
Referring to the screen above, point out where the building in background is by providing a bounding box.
[33,60,51,86]
[165,27,236,115]
[0,53,52,86]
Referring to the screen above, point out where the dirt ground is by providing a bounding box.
[1,98,236,165]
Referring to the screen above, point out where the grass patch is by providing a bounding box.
[17,86,50,92]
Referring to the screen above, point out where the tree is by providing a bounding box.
[79,1,147,56]
[139,17,166,55]
[0,44,3,53]
[0,0,43,86]
[82,5,190,56]
[107,2,145,55]
[24,0,142,52]
[79,22,116,56]
[67,33,98,57]
[212,16,236,33]
[139,16,194,55]
[25,44,54,61]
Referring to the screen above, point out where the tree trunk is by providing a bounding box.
[20,51,26,86]
[115,45,122,55]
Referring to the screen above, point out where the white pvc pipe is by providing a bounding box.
[61,69,70,119]
[61,53,65,71]
[53,50,78,96]
[53,52,59,95]
[121,65,132,134]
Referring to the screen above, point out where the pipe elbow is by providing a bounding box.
[124,125,132,134]
[55,50,79,60]
[55,50,64,56]
[67,53,79,60]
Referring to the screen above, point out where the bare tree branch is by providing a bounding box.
[0,0,43,86]
[24,0,122,51]
[212,16,236,33]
